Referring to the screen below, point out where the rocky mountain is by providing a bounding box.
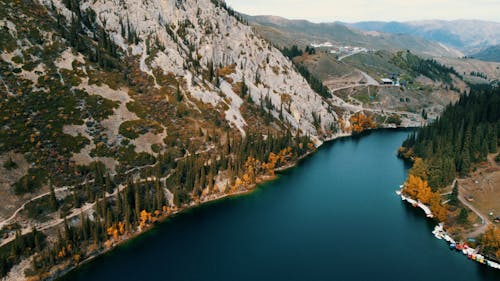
[246,15,462,57]
[0,0,342,186]
[1,0,411,279]
[349,20,500,55]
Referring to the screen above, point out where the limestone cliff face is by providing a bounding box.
[41,0,339,142]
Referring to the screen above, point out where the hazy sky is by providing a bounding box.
[225,0,500,23]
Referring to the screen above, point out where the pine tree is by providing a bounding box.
[449,181,459,206]
[49,181,58,211]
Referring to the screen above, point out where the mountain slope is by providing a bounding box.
[243,15,468,125]
[472,45,500,62]
[0,0,341,187]
[0,0,357,279]
[246,15,462,57]
[350,20,500,54]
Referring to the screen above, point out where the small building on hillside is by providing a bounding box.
[381,78,393,85]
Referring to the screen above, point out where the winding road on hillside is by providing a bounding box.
[330,70,379,93]
[0,143,219,248]
[458,185,491,238]
[338,50,364,61]
[457,154,499,238]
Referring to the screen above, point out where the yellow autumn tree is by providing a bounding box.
[107,225,120,241]
[404,174,432,204]
[404,174,446,221]
[349,112,376,133]
[242,157,259,185]
[232,178,243,192]
[139,210,152,229]
[429,192,447,222]
[263,147,293,176]
[482,225,500,258]
[118,221,126,235]
[263,152,278,176]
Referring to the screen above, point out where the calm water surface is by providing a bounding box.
[62,130,500,281]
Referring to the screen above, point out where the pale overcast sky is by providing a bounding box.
[225,0,500,23]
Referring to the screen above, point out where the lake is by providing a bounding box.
[61,129,500,281]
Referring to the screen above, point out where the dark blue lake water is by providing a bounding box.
[62,130,500,281]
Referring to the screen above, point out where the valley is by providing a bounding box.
[0,0,499,280]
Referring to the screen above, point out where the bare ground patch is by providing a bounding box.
[0,152,49,221]
[75,79,140,143]
[458,154,500,225]
[66,79,141,170]
[131,129,167,155]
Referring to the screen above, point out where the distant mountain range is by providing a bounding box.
[246,15,462,58]
[348,20,500,55]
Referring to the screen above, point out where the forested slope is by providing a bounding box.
[400,85,499,189]
[399,85,500,260]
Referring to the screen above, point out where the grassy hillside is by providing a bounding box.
[435,57,500,84]
[294,53,357,81]
[343,51,402,79]
[343,50,462,84]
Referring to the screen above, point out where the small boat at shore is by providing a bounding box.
[395,186,500,271]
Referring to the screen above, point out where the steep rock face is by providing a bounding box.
[0,1,420,279]
[0,0,344,214]
[0,2,344,277]
[42,0,338,141]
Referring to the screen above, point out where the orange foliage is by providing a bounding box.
[262,147,293,176]
[118,222,126,235]
[404,174,447,222]
[262,152,278,176]
[232,178,243,192]
[139,210,152,229]
[242,157,259,185]
[57,247,66,259]
[235,148,294,191]
[107,225,120,240]
[404,174,432,204]
[349,112,376,133]
[217,64,236,77]
[482,225,500,258]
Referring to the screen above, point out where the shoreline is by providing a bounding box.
[50,130,364,280]
[34,127,413,281]
[396,187,500,270]
[48,188,257,281]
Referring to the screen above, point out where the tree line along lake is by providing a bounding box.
[61,129,500,281]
